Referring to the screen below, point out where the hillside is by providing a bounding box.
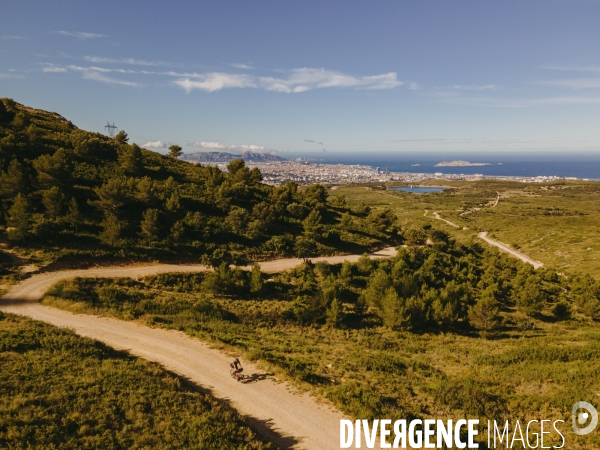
[0,312,274,449]
[0,98,399,268]
[39,239,600,448]
[181,151,286,163]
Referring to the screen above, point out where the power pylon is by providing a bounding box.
[104,122,118,138]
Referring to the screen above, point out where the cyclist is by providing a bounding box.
[230,357,243,380]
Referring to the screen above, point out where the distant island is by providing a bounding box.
[181,151,286,163]
[435,160,492,167]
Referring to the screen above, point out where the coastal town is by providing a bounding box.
[200,158,569,185]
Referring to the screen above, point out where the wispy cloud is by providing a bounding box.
[260,68,402,93]
[42,64,68,73]
[304,139,324,145]
[84,56,168,66]
[41,63,140,86]
[41,60,406,95]
[142,141,166,148]
[173,73,256,92]
[82,71,140,87]
[231,63,255,70]
[187,141,269,152]
[55,31,108,40]
[536,78,600,89]
[409,82,419,90]
[1,35,25,40]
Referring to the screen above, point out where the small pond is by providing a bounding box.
[389,186,446,194]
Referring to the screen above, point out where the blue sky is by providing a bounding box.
[2,1,600,156]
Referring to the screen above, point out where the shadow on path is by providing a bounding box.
[242,372,274,384]
[176,373,300,449]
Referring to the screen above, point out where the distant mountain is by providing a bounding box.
[181,151,286,163]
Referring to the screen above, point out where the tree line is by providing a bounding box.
[0,98,400,263]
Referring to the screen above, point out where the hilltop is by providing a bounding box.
[0,98,399,268]
[181,151,286,163]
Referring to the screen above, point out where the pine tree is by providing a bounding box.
[302,208,322,235]
[89,178,130,213]
[338,261,353,288]
[165,192,180,212]
[250,263,263,294]
[326,297,343,328]
[516,281,545,318]
[468,291,501,332]
[356,253,373,274]
[119,143,143,175]
[33,148,69,188]
[66,197,81,233]
[381,287,404,328]
[140,208,159,246]
[0,159,26,198]
[362,269,391,310]
[168,144,183,158]
[41,186,65,220]
[170,220,185,244]
[115,130,129,144]
[136,177,156,204]
[340,212,353,228]
[100,212,123,245]
[7,193,29,241]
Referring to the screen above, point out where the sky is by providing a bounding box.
[2,1,600,156]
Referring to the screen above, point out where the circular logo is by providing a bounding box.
[572,401,598,436]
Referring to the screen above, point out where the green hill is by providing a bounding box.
[0,312,275,449]
[0,98,399,267]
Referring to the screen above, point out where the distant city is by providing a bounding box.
[180,153,581,185]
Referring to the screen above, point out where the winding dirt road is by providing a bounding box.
[432,211,461,229]
[0,247,396,450]
[478,232,543,269]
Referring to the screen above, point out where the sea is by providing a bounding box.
[281,152,600,180]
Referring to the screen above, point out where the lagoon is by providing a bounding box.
[389,186,446,194]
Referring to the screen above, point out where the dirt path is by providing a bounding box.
[492,191,500,207]
[432,211,461,229]
[0,248,397,450]
[478,232,543,269]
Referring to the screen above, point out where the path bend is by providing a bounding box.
[478,232,543,269]
[0,247,397,450]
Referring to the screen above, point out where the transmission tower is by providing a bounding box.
[104,121,118,138]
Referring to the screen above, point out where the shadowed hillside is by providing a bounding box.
[0,98,400,267]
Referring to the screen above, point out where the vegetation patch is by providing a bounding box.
[0,312,275,449]
[43,237,600,447]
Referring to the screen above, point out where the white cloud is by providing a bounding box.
[42,64,68,73]
[55,31,108,39]
[409,82,419,90]
[0,35,25,40]
[41,63,140,86]
[231,63,255,70]
[82,70,140,87]
[142,141,166,148]
[536,78,600,89]
[173,73,256,92]
[42,61,407,95]
[187,141,268,152]
[259,68,402,93]
[84,56,167,66]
